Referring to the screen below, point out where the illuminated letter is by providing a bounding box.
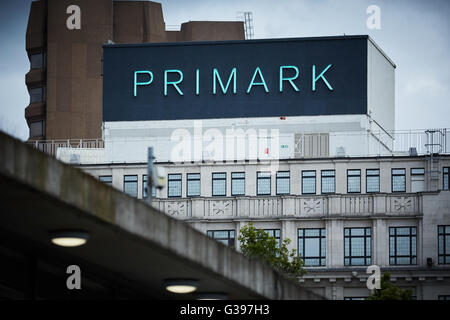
[213,68,237,94]
[196,69,200,95]
[247,67,269,93]
[134,70,153,97]
[164,69,184,96]
[279,66,300,92]
[312,64,333,91]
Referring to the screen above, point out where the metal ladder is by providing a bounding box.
[425,129,446,191]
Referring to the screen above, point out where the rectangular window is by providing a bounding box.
[438,225,450,265]
[212,173,226,196]
[231,172,245,196]
[30,52,45,69]
[142,174,156,199]
[29,120,45,137]
[411,168,425,192]
[302,171,316,194]
[123,175,138,198]
[366,169,380,193]
[168,174,182,197]
[347,170,361,193]
[321,170,335,194]
[29,86,45,104]
[298,228,326,266]
[257,171,271,195]
[276,171,290,195]
[438,295,450,300]
[444,167,449,190]
[187,173,201,197]
[389,227,417,265]
[99,175,112,186]
[264,229,281,247]
[392,169,406,192]
[344,228,371,266]
[207,230,235,247]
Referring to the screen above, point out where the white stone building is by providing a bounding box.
[77,152,450,300]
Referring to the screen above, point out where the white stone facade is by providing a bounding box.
[78,155,450,300]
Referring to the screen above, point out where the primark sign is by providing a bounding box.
[103,36,368,122]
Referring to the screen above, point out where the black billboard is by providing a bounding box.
[102,36,368,122]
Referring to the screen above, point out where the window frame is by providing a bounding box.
[347,169,361,194]
[212,172,227,197]
[99,175,112,186]
[443,167,449,190]
[30,52,46,69]
[366,169,380,193]
[207,230,235,247]
[264,229,281,247]
[257,171,271,196]
[29,86,46,104]
[389,226,417,265]
[344,227,372,266]
[392,168,406,193]
[123,175,138,198]
[297,228,326,267]
[167,173,182,198]
[186,173,201,197]
[231,172,245,196]
[438,225,450,265]
[321,170,335,194]
[276,171,290,195]
[302,170,316,195]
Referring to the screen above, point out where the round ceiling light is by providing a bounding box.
[50,230,89,247]
[164,279,199,294]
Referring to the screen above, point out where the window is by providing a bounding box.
[392,169,406,192]
[207,230,235,247]
[30,52,45,69]
[99,175,112,186]
[212,173,226,196]
[276,171,290,195]
[187,173,201,197]
[123,175,138,198]
[347,170,361,193]
[168,174,182,197]
[142,174,156,199]
[298,228,326,266]
[29,120,45,137]
[302,171,316,194]
[438,295,450,300]
[321,170,335,194]
[444,167,449,190]
[257,171,271,195]
[231,172,245,196]
[264,229,281,247]
[344,297,366,300]
[389,227,417,265]
[438,225,450,265]
[29,86,45,104]
[411,168,425,192]
[366,169,380,193]
[344,228,371,266]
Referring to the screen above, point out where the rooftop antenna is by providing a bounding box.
[236,11,254,39]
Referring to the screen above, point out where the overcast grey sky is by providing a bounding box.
[0,0,449,140]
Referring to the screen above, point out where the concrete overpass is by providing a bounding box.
[0,131,323,299]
